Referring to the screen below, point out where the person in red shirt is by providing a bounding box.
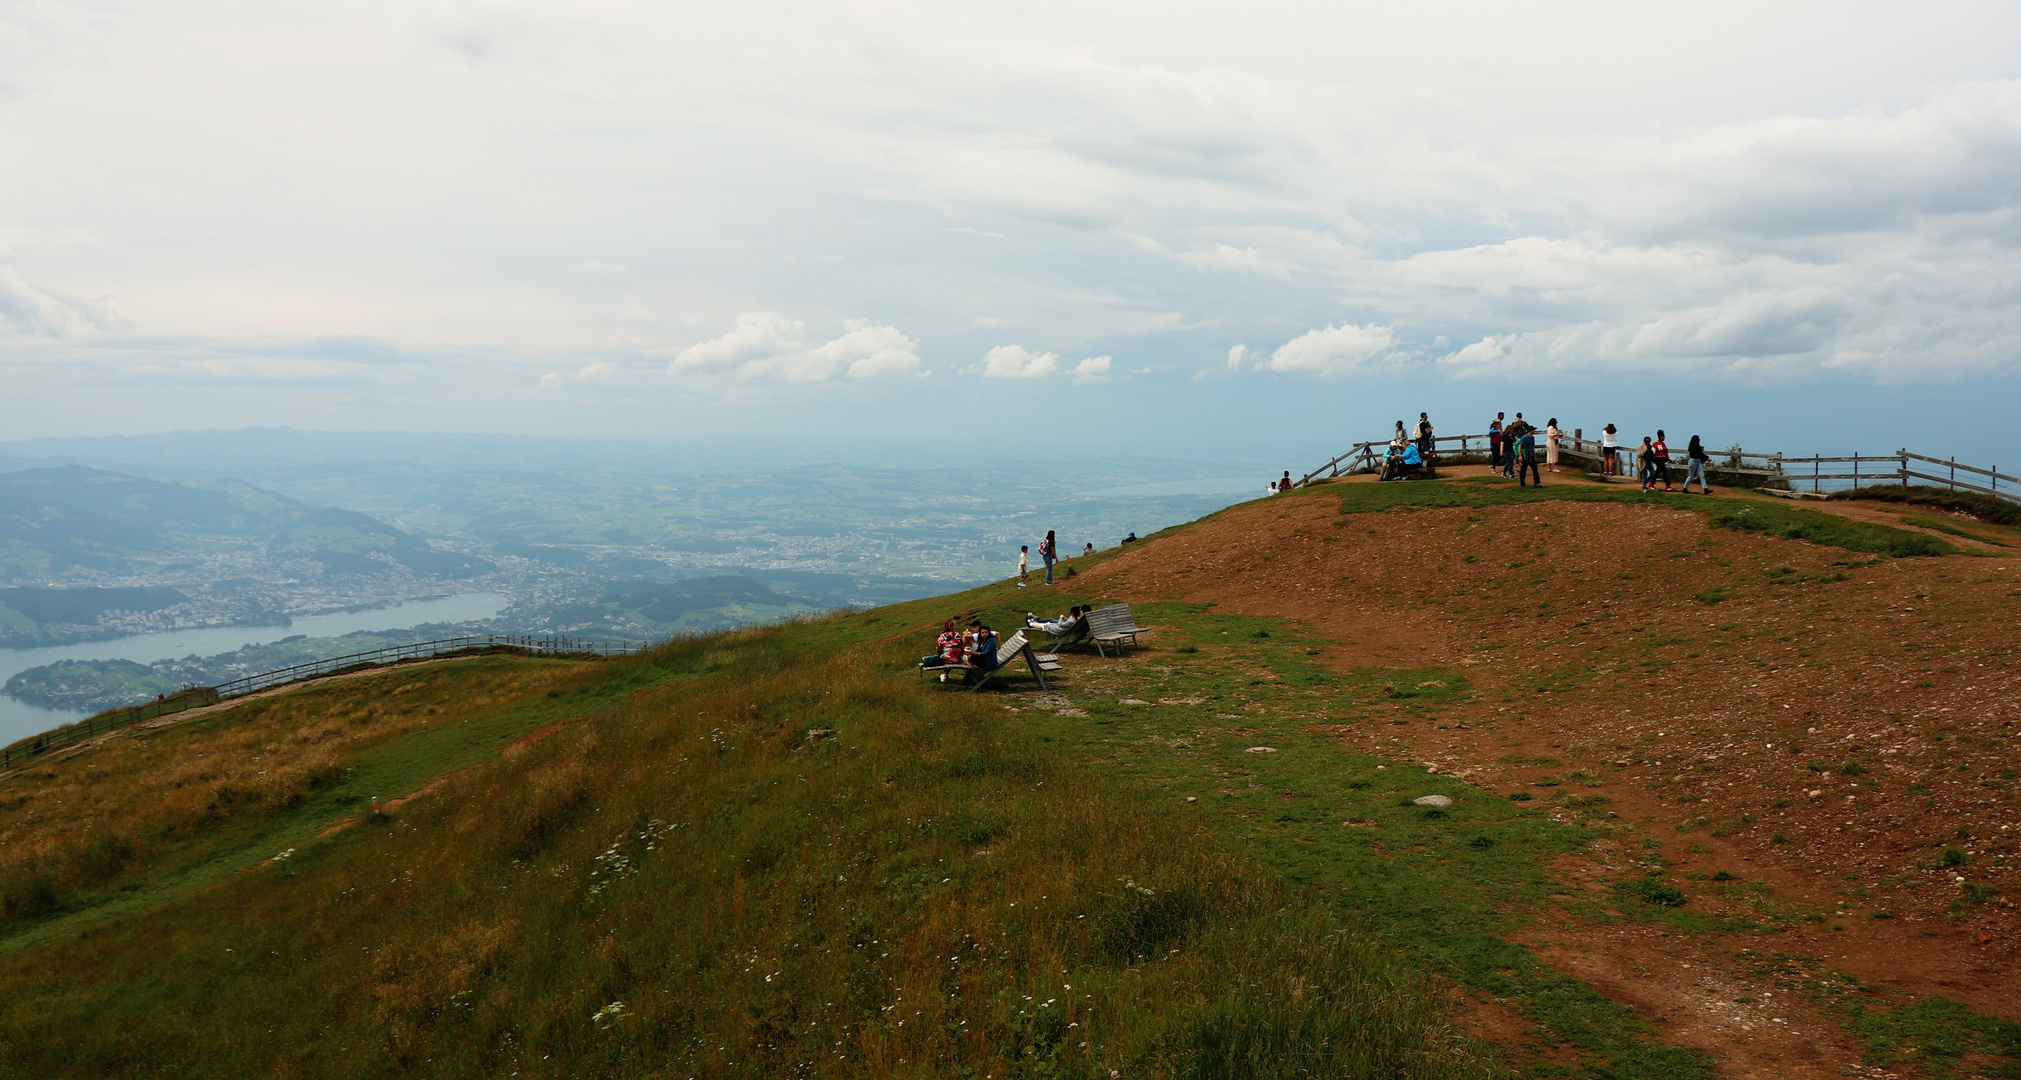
[1651,430,1674,491]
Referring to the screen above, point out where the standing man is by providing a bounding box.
[1040,530,1058,586]
[1415,412,1434,461]
[1518,426,1542,486]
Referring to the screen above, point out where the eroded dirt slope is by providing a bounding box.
[1075,485,2019,1073]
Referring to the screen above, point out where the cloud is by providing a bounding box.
[978,345,1058,379]
[538,372,563,390]
[669,313,922,381]
[1226,344,1248,370]
[1072,355,1112,384]
[1261,323,1402,377]
[0,264,123,338]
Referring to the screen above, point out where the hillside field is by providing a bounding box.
[0,471,2015,1079]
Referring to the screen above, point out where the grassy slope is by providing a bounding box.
[0,478,2008,1079]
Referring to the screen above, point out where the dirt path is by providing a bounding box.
[1076,488,2019,1074]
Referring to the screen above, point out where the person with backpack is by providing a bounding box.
[1684,435,1713,495]
[1517,426,1541,486]
[1651,430,1674,491]
[1039,530,1058,585]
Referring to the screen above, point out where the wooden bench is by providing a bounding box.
[1025,612,1090,651]
[922,630,1062,691]
[1085,604,1148,656]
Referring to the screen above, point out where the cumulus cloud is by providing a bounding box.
[0,264,123,338]
[1072,355,1113,384]
[669,313,921,381]
[1226,344,1248,370]
[1261,323,1402,377]
[978,345,1059,379]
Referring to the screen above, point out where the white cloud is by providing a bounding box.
[1226,344,1249,370]
[0,264,123,338]
[978,345,1059,379]
[1072,355,1113,384]
[538,372,562,390]
[669,313,921,381]
[1262,323,1402,377]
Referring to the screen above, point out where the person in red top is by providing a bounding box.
[1651,430,1674,491]
[922,618,964,675]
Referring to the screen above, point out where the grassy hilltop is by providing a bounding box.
[0,474,2016,1079]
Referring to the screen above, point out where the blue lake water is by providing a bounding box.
[0,593,508,746]
[1075,476,1270,498]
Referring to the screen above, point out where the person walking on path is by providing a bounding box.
[1517,427,1542,486]
[1684,436,1714,495]
[1545,419,1563,473]
[1018,545,1030,588]
[1040,530,1058,585]
[1601,424,1620,478]
[1637,437,1657,492]
[1652,430,1674,491]
[1488,412,1505,469]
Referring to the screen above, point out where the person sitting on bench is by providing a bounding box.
[958,621,1000,682]
[1027,606,1086,635]
[920,618,963,669]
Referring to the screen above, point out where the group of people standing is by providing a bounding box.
[1017,530,1104,588]
[1485,413,1564,487]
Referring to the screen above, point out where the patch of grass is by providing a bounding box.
[1693,588,1727,604]
[1837,996,2021,1080]
[1898,512,2013,547]
[1828,485,2021,528]
[1709,502,1956,558]
[1618,879,1689,907]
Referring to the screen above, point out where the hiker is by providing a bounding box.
[1039,530,1058,585]
[1637,437,1657,492]
[1517,426,1542,486]
[1082,542,1095,557]
[1545,419,1563,473]
[1501,415,1528,478]
[1279,470,1294,492]
[1018,545,1030,589]
[922,619,964,671]
[1652,430,1674,491]
[1121,531,1138,544]
[1684,436,1714,495]
[1601,424,1620,477]
[1488,412,1505,469]
[1027,606,1085,635]
[1415,412,1434,460]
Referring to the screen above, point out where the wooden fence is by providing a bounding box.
[1300,433,2015,504]
[0,635,651,770]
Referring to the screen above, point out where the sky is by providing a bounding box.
[2,0,2020,466]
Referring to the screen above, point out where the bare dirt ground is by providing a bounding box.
[1075,481,2019,1076]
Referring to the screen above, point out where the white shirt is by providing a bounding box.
[1602,430,1618,448]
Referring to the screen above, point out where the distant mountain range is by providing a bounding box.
[0,465,490,585]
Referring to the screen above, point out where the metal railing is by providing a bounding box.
[1300,433,2013,503]
[1,635,652,770]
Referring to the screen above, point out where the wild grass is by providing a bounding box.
[0,656,592,948]
[0,627,1493,1080]
[1827,485,2021,527]
[1705,502,1955,558]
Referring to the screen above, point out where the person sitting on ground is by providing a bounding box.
[1278,470,1294,492]
[921,618,963,670]
[1082,542,1095,557]
[1027,606,1086,635]
[1121,531,1138,543]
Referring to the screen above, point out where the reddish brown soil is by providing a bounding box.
[1074,482,2020,1072]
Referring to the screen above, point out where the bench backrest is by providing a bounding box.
[994,630,1028,659]
[1085,606,1138,635]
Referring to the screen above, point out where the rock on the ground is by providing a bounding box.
[1413,795,1454,807]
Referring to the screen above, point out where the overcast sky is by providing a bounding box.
[3,1,2019,462]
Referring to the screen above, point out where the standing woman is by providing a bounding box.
[1545,418,1563,473]
[1040,530,1058,586]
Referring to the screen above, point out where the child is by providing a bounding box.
[1018,545,1029,588]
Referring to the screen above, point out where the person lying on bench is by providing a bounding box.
[1027,606,1086,634]
[920,618,963,670]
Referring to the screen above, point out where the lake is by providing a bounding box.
[0,593,508,746]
